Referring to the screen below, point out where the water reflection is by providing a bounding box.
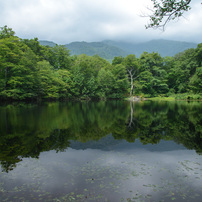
[0,101,201,172]
[0,101,202,201]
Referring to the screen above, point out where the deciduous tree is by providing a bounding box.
[146,0,201,30]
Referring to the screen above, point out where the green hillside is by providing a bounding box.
[65,41,127,60]
[39,39,198,60]
[133,39,197,57]
[103,39,198,57]
[39,40,56,47]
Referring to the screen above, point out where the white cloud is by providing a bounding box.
[0,0,201,44]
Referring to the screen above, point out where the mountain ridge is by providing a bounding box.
[39,39,198,60]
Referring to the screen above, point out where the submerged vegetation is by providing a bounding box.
[0,25,202,101]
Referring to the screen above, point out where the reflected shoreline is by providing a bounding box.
[0,100,201,172]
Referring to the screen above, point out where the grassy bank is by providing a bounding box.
[146,97,175,101]
[127,93,202,101]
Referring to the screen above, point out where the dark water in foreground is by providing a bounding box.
[0,101,201,201]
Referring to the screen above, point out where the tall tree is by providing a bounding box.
[189,67,202,93]
[122,55,139,96]
[0,25,15,39]
[111,64,129,98]
[0,37,38,100]
[173,48,197,92]
[22,38,44,61]
[37,60,70,99]
[138,52,168,96]
[97,67,114,98]
[49,45,71,70]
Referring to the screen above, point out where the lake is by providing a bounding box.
[0,100,202,201]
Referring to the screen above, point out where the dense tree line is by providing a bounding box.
[0,26,201,100]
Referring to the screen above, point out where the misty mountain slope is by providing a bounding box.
[39,40,57,47]
[39,39,198,60]
[135,39,197,57]
[64,41,127,60]
[102,39,197,57]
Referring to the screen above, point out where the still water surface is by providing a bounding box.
[0,101,201,201]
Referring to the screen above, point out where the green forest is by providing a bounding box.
[0,26,201,101]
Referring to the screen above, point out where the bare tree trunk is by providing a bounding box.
[128,70,133,96]
[128,101,134,128]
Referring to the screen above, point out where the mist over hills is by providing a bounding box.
[102,39,197,57]
[65,41,127,60]
[39,40,56,47]
[39,39,197,60]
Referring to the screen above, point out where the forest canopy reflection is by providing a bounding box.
[0,101,201,172]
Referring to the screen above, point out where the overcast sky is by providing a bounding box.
[0,0,202,44]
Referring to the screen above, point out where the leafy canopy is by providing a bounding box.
[146,0,195,30]
[0,25,15,39]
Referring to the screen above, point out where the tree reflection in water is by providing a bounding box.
[0,100,201,172]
